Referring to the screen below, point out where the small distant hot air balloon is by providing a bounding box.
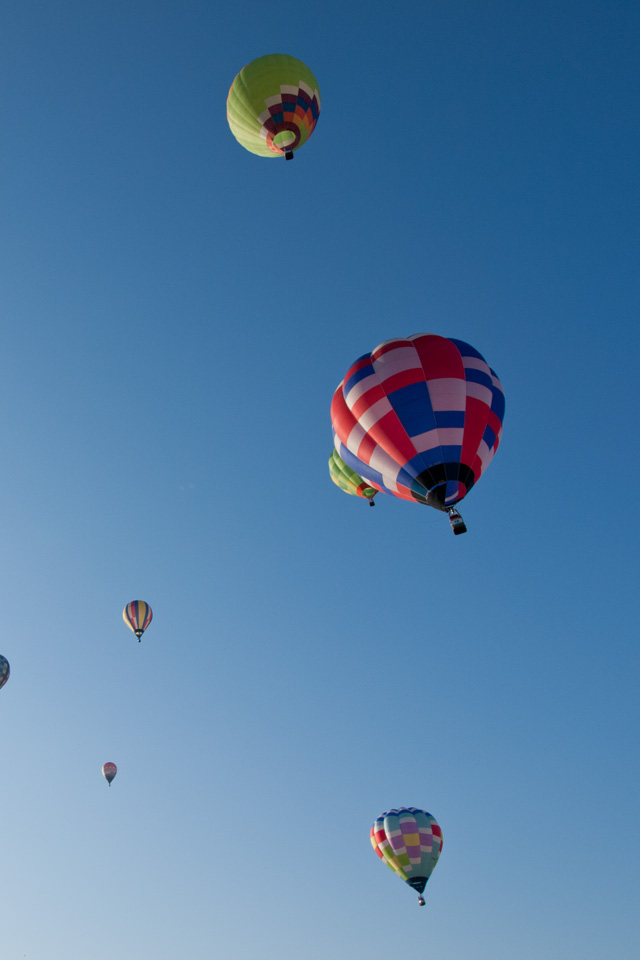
[329,449,377,505]
[102,762,117,786]
[331,334,505,534]
[123,601,153,641]
[371,807,443,906]
[0,655,10,691]
[227,54,320,160]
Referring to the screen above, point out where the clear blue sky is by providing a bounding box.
[1,2,638,958]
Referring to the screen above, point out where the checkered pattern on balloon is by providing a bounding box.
[371,807,443,895]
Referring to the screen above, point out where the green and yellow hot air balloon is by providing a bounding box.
[226,54,320,160]
[329,450,377,506]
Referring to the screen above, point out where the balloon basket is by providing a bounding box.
[447,508,467,535]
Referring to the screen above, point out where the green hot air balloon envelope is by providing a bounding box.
[227,54,320,160]
[329,449,377,505]
[0,655,9,691]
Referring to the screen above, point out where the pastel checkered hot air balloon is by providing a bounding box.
[0,655,9,691]
[371,807,443,906]
[123,601,153,641]
[331,334,505,534]
[226,54,320,160]
[329,449,377,506]
[102,762,117,786]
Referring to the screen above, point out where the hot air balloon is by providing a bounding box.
[227,54,320,160]
[329,449,377,505]
[331,334,505,534]
[0,655,9,691]
[371,807,443,906]
[102,762,117,786]
[123,601,153,641]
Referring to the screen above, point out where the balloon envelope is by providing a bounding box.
[123,601,153,640]
[227,53,320,158]
[371,807,443,897]
[329,449,377,502]
[331,334,505,512]
[102,762,117,785]
[0,655,9,691]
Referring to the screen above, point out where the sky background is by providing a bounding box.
[0,1,638,957]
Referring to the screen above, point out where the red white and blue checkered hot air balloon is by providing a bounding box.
[123,601,153,641]
[331,334,505,534]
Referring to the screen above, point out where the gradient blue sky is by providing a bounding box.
[1,2,638,958]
